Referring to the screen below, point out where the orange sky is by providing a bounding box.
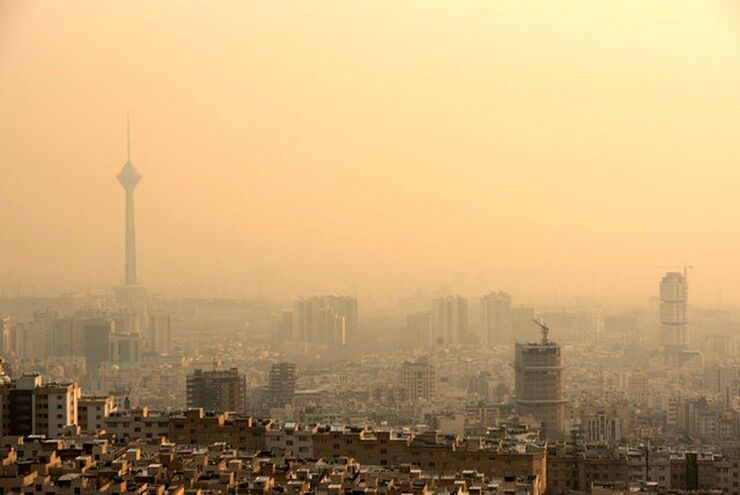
[1,1,740,305]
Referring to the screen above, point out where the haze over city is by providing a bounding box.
[3,1,740,305]
[7,3,740,495]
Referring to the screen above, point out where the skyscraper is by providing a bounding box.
[115,117,145,300]
[82,318,113,372]
[432,296,468,346]
[147,314,172,355]
[660,271,700,366]
[479,291,512,346]
[514,321,566,439]
[660,272,688,350]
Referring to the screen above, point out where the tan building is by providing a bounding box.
[78,395,116,433]
[400,357,436,402]
[104,407,170,440]
[265,421,316,457]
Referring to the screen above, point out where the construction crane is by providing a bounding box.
[658,264,694,279]
[531,318,550,344]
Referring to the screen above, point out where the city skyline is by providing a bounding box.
[5,3,740,494]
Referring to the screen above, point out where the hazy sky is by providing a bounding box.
[1,1,740,305]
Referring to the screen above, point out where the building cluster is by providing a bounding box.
[547,442,740,495]
[2,309,171,371]
[6,400,740,495]
[404,294,537,348]
[282,296,359,348]
[0,433,545,495]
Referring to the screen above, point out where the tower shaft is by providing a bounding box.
[125,189,137,285]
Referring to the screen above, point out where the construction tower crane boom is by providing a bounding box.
[531,318,550,344]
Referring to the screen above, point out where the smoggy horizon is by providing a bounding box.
[2,1,740,306]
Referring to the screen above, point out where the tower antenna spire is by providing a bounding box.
[127,112,131,163]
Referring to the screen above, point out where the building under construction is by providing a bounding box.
[659,270,700,366]
[186,367,246,413]
[514,321,566,439]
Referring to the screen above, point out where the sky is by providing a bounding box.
[1,0,740,306]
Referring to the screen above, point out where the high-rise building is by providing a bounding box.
[82,318,114,372]
[186,368,246,413]
[703,365,740,396]
[9,322,32,359]
[45,316,87,358]
[0,374,80,438]
[46,316,76,356]
[109,332,141,368]
[292,296,358,346]
[0,317,10,357]
[660,271,689,352]
[400,357,436,401]
[405,311,432,348]
[267,362,297,407]
[113,311,140,334]
[114,117,146,300]
[25,309,57,359]
[147,314,172,354]
[479,292,512,346]
[514,322,565,439]
[432,296,468,346]
[702,334,735,363]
